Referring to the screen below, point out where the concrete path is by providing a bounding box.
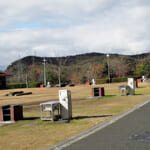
[49,99,150,150]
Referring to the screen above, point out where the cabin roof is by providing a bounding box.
[0,70,10,77]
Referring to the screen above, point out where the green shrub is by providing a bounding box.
[131,76,141,80]
[96,78,108,84]
[28,82,42,88]
[7,82,26,89]
[7,82,42,89]
[94,76,141,84]
[111,77,127,83]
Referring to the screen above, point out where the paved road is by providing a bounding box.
[62,102,150,150]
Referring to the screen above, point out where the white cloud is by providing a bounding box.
[0,0,150,67]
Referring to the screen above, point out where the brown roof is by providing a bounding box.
[0,71,11,77]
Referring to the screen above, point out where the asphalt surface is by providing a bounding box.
[61,102,150,150]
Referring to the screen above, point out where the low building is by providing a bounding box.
[0,71,10,89]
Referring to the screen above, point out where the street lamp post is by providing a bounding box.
[43,57,47,87]
[106,54,110,83]
[58,65,61,88]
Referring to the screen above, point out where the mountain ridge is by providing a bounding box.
[7,52,150,69]
[6,52,150,83]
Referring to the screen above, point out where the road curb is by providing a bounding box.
[45,98,150,150]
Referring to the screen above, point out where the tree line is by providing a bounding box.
[6,54,150,84]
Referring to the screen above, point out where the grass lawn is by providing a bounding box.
[0,82,150,150]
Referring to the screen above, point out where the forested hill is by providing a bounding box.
[8,52,107,67]
[6,52,150,84]
[7,52,150,67]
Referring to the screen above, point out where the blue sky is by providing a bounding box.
[0,0,150,68]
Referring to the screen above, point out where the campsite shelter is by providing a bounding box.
[0,71,10,89]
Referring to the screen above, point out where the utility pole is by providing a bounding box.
[58,58,62,88]
[17,54,21,82]
[26,74,28,88]
[57,55,69,88]
[58,66,61,88]
[17,61,20,82]
[43,57,47,87]
[106,54,111,83]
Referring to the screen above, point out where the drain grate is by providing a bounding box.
[129,131,150,143]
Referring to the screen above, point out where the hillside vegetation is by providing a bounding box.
[6,52,150,84]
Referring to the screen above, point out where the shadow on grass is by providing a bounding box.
[134,94,143,95]
[104,95,116,98]
[73,115,112,120]
[137,86,147,88]
[23,117,40,120]
[135,93,150,96]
